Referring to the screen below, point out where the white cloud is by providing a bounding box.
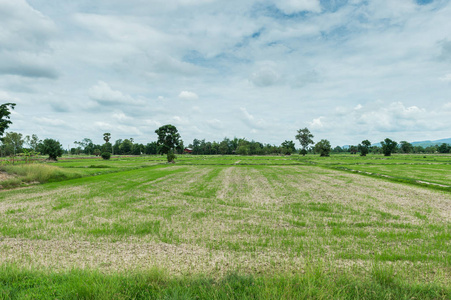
[32,117,66,126]
[178,91,199,100]
[239,107,266,129]
[274,0,322,14]
[250,63,280,87]
[88,81,144,105]
[206,119,223,129]
[439,74,451,83]
[112,112,133,123]
[309,117,324,129]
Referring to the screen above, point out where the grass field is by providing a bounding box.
[0,154,450,299]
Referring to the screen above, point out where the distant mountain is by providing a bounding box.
[411,138,451,147]
[343,138,451,148]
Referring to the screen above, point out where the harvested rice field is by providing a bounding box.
[0,155,450,299]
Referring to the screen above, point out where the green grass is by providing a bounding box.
[0,263,449,300]
[0,154,450,298]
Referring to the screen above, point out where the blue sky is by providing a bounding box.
[1,0,450,148]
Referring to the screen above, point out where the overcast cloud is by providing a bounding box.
[1,0,451,148]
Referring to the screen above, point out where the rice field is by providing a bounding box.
[0,154,450,299]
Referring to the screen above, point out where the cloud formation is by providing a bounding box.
[1,0,450,147]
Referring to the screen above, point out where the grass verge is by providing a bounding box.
[0,263,449,300]
[0,164,82,189]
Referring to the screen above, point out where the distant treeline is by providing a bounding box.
[1,131,450,157]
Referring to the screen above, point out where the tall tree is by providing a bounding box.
[103,133,111,143]
[155,124,181,162]
[295,128,314,156]
[358,140,371,156]
[25,134,40,151]
[2,132,24,155]
[381,138,398,156]
[0,103,16,139]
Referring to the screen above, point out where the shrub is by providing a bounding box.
[101,152,111,160]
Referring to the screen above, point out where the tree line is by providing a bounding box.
[1,103,450,162]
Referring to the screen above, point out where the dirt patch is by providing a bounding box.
[0,238,305,277]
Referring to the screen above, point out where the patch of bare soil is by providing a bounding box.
[0,171,14,181]
[0,238,305,277]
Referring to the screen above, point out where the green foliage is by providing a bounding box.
[101,142,112,154]
[295,127,314,155]
[281,140,296,154]
[93,149,101,156]
[0,103,15,138]
[166,149,176,162]
[0,131,24,156]
[314,139,331,156]
[155,124,181,162]
[40,138,64,160]
[358,139,371,156]
[381,138,398,156]
[103,132,111,143]
[400,141,414,154]
[437,143,450,153]
[101,152,111,160]
[0,164,81,188]
[236,144,250,155]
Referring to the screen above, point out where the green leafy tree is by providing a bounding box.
[381,138,398,156]
[41,139,64,161]
[0,103,15,139]
[24,134,40,151]
[93,149,101,156]
[155,124,181,162]
[145,142,158,155]
[358,140,371,156]
[438,143,450,153]
[1,132,24,155]
[295,128,314,156]
[314,139,331,157]
[281,140,296,154]
[120,139,133,154]
[400,141,413,154]
[332,146,343,153]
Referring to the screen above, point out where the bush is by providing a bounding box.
[101,152,111,160]
[166,150,176,163]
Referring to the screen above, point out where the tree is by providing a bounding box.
[295,128,314,156]
[120,139,133,154]
[1,132,24,156]
[41,139,64,161]
[358,140,371,156]
[155,124,181,162]
[314,139,331,157]
[438,143,450,154]
[25,134,40,151]
[103,133,111,143]
[381,138,397,156]
[281,140,296,155]
[0,103,15,139]
[400,141,413,154]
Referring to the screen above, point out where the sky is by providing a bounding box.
[1,0,451,149]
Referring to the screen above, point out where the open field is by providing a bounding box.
[0,154,450,298]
